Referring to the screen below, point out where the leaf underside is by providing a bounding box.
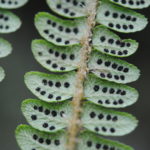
[84,74,139,108]
[16,125,134,150]
[16,0,149,149]
[35,12,87,46]
[32,39,82,72]
[92,25,139,57]
[16,125,67,150]
[24,71,76,102]
[78,131,133,150]
[0,9,21,33]
[82,102,138,136]
[110,0,150,9]
[22,99,72,133]
[46,0,88,18]
[0,0,27,82]
[0,0,29,9]
[21,99,137,137]
[88,51,140,84]
[96,0,148,33]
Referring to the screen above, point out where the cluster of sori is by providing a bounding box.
[0,0,29,82]
[15,0,149,150]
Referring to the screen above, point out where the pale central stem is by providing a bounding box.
[67,1,98,150]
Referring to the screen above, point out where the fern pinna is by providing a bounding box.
[16,0,149,150]
[0,0,29,81]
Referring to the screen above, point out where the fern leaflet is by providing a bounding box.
[0,0,29,81]
[16,0,149,150]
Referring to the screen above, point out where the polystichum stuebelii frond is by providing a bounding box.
[15,0,149,150]
[0,0,29,81]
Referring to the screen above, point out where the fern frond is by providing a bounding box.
[16,0,149,150]
[0,0,29,81]
[16,125,134,150]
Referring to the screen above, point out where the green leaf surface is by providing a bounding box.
[88,51,140,84]
[16,125,133,150]
[0,66,5,82]
[0,9,21,33]
[81,102,138,136]
[32,39,82,72]
[16,125,66,150]
[46,0,88,18]
[78,131,133,150]
[110,0,150,9]
[84,74,139,108]
[22,99,72,133]
[0,38,12,58]
[0,0,28,9]
[35,12,87,46]
[24,71,76,102]
[92,25,138,57]
[96,0,148,33]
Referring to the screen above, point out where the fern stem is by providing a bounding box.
[67,1,98,150]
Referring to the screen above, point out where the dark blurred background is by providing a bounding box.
[0,0,149,149]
